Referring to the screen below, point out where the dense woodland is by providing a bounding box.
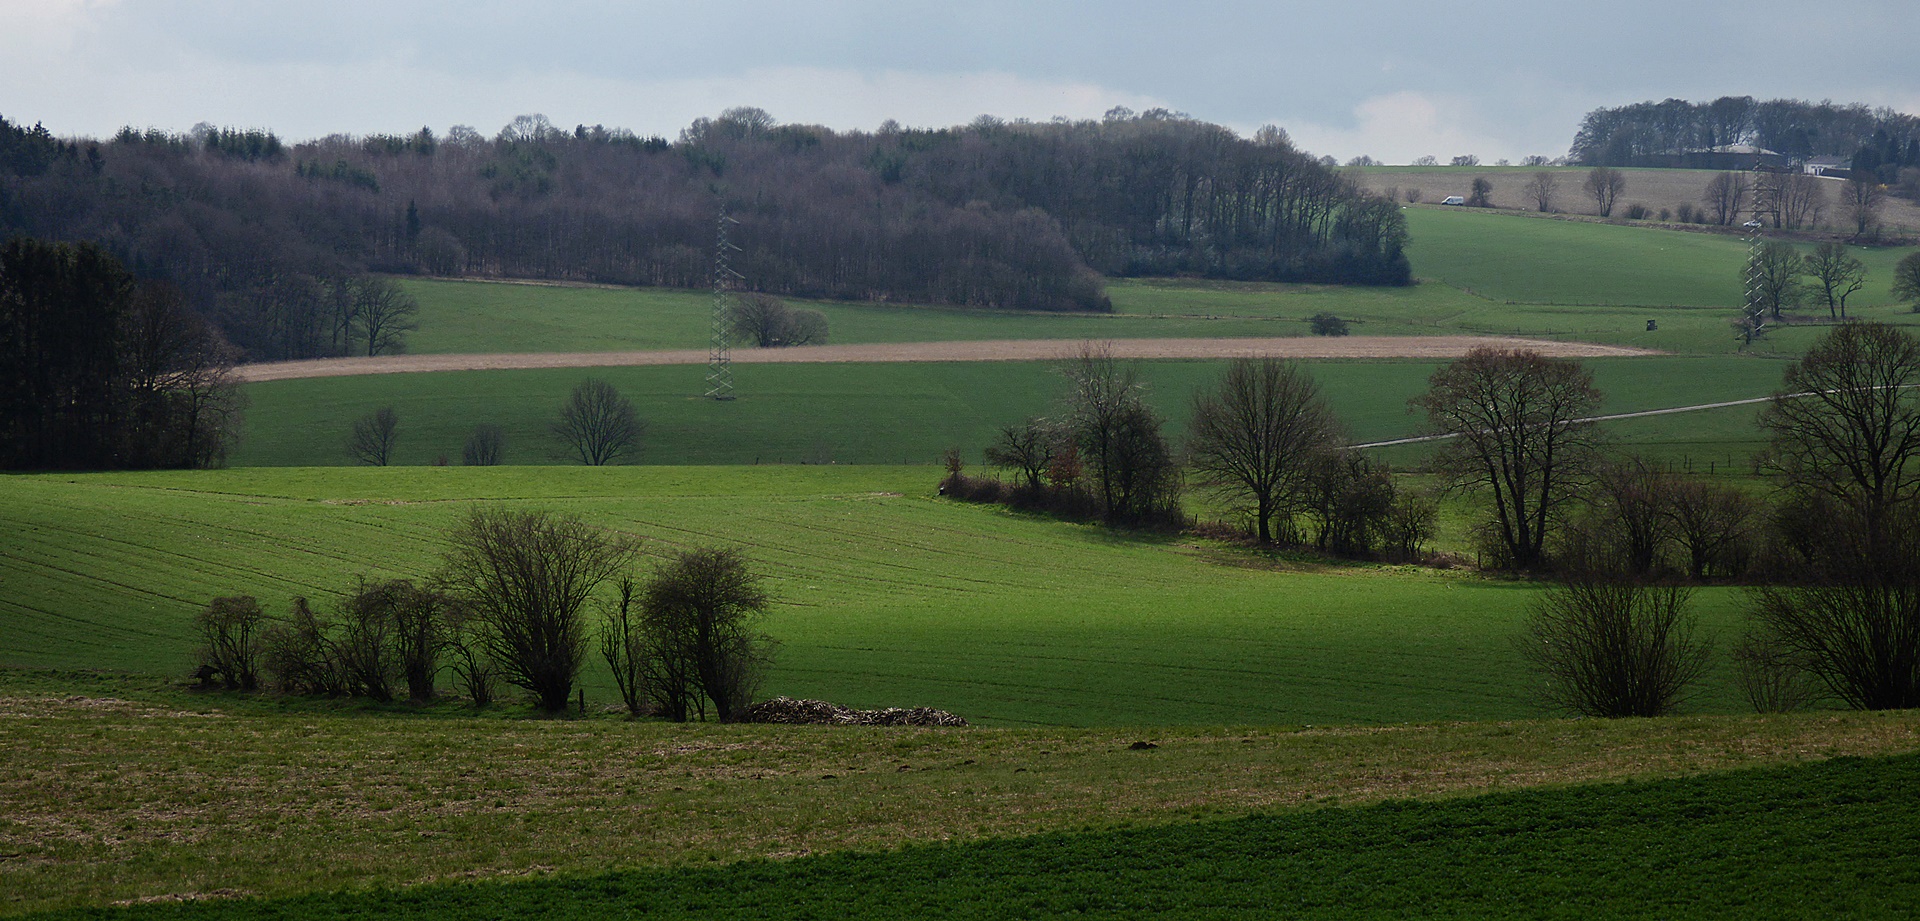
[0,108,1408,362]
[1571,96,1920,175]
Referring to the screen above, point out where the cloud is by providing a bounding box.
[0,0,118,58]
[1282,92,1522,165]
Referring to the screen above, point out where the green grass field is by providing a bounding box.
[5,681,1917,918]
[1,465,1770,727]
[230,355,1790,468]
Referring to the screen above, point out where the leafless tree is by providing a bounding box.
[1585,167,1626,217]
[598,579,649,717]
[1892,252,1920,311]
[984,417,1061,492]
[352,277,419,357]
[638,547,773,722]
[1587,456,1678,578]
[1803,243,1868,319]
[553,378,642,466]
[347,406,399,466]
[1414,349,1603,570]
[1664,478,1755,581]
[1187,358,1338,544]
[1842,175,1884,239]
[1520,576,1710,718]
[1702,171,1749,226]
[1773,172,1827,230]
[1062,344,1180,525]
[1749,241,1804,321]
[462,424,505,466]
[195,595,266,690]
[729,293,827,347]
[1525,171,1558,212]
[439,508,638,713]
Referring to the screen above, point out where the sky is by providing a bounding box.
[4,1,1917,164]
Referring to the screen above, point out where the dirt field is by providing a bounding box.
[1348,166,1920,236]
[235,336,1658,383]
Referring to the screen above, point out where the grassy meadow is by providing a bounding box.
[0,464,1772,728]
[5,683,1917,918]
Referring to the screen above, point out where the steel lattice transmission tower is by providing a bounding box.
[1738,165,1784,346]
[706,208,742,401]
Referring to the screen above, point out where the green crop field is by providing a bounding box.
[0,465,1773,727]
[230,355,1790,468]
[4,680,1917,918]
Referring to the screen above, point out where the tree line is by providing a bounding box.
[0,237,243,469]
[2,108,1406,361]
[1570,96,1920,176]
[195,508,775,720]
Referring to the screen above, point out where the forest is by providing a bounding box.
[1570,96,1920,173]
[0,109,1408,362]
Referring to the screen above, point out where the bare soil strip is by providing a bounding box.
[235,336,1658,383]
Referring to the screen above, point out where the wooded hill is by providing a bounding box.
[1571,96,1920,174]
[0,109,1408,362]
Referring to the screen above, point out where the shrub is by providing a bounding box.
[195,595,266,690]
[1624,203,1651,220]
[1308,313,1350,336]
[1520,576,1711,718]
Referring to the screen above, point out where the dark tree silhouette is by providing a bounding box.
[1187,358,1338,544]
[346,407,399,466]
[553,378,641,466]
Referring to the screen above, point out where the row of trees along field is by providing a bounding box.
[0,108,1409,361]
[1570,96,1920,177]
[949,328,1920,717]
[195,508,774,720]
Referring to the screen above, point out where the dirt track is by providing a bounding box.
[235,336,1657,382]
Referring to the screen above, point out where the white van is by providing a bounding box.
[1440,196,1466,206]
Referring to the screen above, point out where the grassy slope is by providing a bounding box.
[228,355,1788,468]
[2,466,1764,727]
[5,683,1917,917]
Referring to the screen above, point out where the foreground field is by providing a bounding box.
[1,465,1770,727]
[4,683,1915,917]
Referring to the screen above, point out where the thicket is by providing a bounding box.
[192,509,776,720]
[1,107,1406,361]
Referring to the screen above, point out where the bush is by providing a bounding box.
[195,595,266,690]
[1308,313,1350,336]
[462,424,504,466]
[1520,576,1711,717]
[1624,203,1651,220]
[638,548,774,722]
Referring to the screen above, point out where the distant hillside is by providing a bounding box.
[0,110,1407,362]
[1570,96,1920,178]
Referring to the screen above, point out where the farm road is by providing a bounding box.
[234,335,1657,382]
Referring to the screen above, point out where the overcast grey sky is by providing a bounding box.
[4,1,1916,163]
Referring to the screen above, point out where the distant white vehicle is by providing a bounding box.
[1440,195,1466,205]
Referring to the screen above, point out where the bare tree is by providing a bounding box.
[553,378,642,466]
[1414,349,1603,570]
[462,424,505,466]
[352,277,419,357]
[638,547,773,722]
[1062,344,1179,525]
[1773,172,1827,230]
[1893,251,1920,311]
[1749,241,1804,321]
[1747,324,1920,711]
[1842,175,1884,239]
[1664,478,1755,581]
[1702,171,1749,226]
[1187,358,1338,544]
[195,595,266,690]
[729,293,827,347]
[984,417,1060,492]
[598,578,648,717]
[1802,243,1868,319]
[347,406,399,466]
[1521,576,1710,718]
[1585,166,1626,217]
[1587,455,1677,578]
[439,508,637,713]
[1525,171,1558,213]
